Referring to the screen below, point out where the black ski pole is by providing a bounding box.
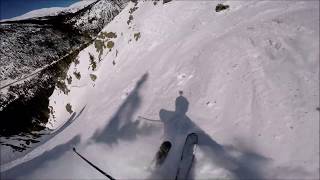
[137,116,163,123]
[72,147,116,180]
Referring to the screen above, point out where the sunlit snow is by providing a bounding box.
[1,1,319,179]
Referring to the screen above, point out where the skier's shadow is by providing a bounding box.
[151,93,269,180]
[92,73,160,145]
[2,135,81,179]
[150,93,197,179]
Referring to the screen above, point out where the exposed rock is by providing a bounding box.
[215,3,230,12]
[0,0,129,137]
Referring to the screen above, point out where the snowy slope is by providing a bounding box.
[1,1,319,179]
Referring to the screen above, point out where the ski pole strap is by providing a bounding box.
[73,147,116,180]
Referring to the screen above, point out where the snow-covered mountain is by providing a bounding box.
[1,0,319,179]
[0,0,129,138]
[0,0,94,22]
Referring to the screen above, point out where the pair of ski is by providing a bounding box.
[73,133,198,180]
[156,133,198,180]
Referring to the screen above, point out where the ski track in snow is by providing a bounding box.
[1,1,319,179]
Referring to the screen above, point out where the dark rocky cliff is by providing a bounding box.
[0,0,129,137]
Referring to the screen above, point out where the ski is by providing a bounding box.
[175,133,198,180]
[72,147,116,180]
[147,141,172,172]
[155,141,172,166]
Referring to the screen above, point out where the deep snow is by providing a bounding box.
[1,1,319,179]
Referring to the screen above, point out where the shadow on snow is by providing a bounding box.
[150,92,271,179]
[91,73,160,145]
[2,135,81,179]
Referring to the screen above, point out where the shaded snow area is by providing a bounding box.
[1,1,319,179]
